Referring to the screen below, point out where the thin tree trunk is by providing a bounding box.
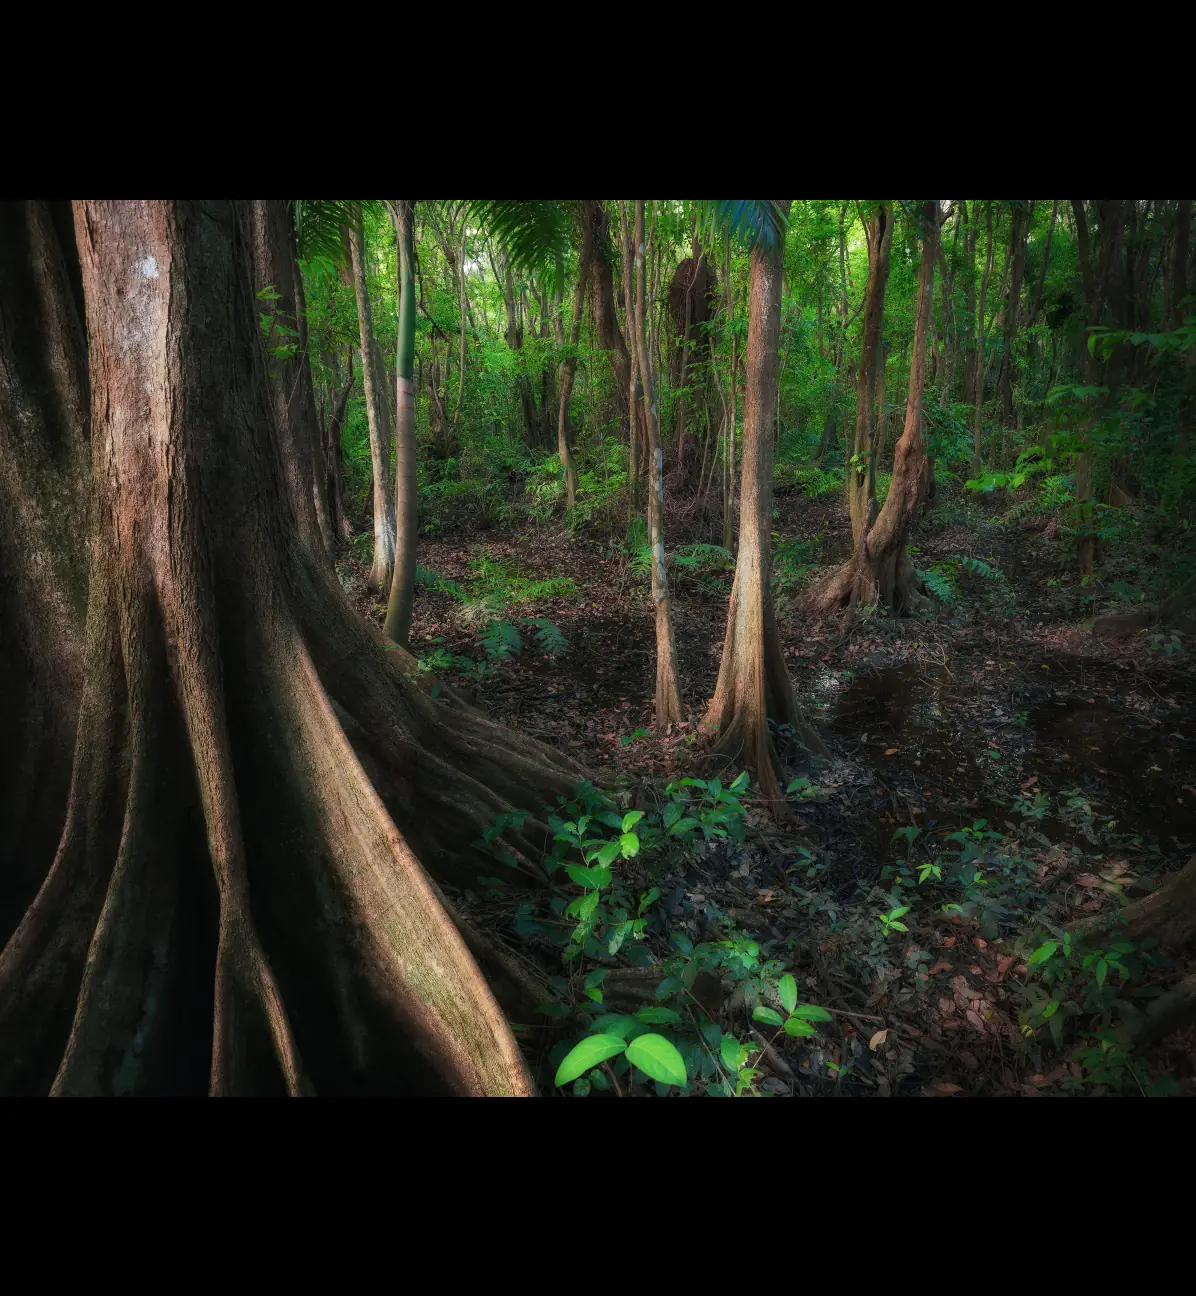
[348,209,395,594]
[972,200,995,477]
[384,200,418,647]
[556,236,594,510]
[634,200,683,728]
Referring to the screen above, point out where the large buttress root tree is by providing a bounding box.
[0,200,582,1096]
[0,201,90,950]
[703,200,825,807]
[815,200,941,617]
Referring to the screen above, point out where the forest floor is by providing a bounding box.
[344,475,1196,1097]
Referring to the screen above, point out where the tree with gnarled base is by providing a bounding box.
[814,200,941,618]
[0,200,582,1096]
[703,200,825,809]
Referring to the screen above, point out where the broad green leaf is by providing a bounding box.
[778,973,797,1017]
[792,1004,832,1022]
[753,1006,784,1027]
[625,1034,687,1087]
[634,1006,681,1025]
[555,1034,627,1087]
[621,810,645,833]
[595,840,621,867]
[729,771,750,795]
[619,832,640,858]
[590,1014,644,1041]
[784,1017,816,1037]
[720,1034,742,1070]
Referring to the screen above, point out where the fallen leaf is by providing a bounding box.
[923,1081,963,1096]
[965,1009,986,1031]
[869,1029,889,1051]
[884,748,898,756]
[929,961,952,975]
[942,937,957,948]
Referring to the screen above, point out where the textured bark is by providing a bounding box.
[348,210,396,593]
[0,201,91,950]
[815,202,940,618]
[0,200,584,1097]
[633,201,683,728]
[703,202,824,809]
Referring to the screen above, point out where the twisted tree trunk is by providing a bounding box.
[0,200,582,1096]
[815,201,940,617]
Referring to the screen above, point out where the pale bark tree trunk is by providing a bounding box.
[0,200,584,1096]
[348,208,395,594]
[704,201,824,808]
[556,234,594,510]
[384,199,418,647]
[616,201,641,515]
[633,200,683,728]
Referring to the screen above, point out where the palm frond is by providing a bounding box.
[695,200,789,251]
[292,199,387,264]
[466,200,574,289]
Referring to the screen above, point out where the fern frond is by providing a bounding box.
[695,200,789,251]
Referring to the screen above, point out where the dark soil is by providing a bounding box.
[343,476,1196,1097]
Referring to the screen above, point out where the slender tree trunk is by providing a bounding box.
[384,200,418,647]
[617,201,641,517]
[256,207,336,560]
[634,200,683,728]
[704,201,824,808]
[972,200,995,477]
[348,209,395,594]
[0,200,589,1097]
[556,235,593,510]
[999,202,1029,427]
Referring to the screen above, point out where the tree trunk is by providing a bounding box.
[556,234,594,510]
[971,200,995,477]
[999,201,1029,427]
[845,203,894,552]
[384,200,418,648]
[252,203,335,561]
[818,201,940,617]
[348,209,395,594]
[633,201,683,728]
[1029,197,1059,326]
[322,364,355,543]
[0,201,91,952]
[0,200,584,1097]
[703,201,825,808]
